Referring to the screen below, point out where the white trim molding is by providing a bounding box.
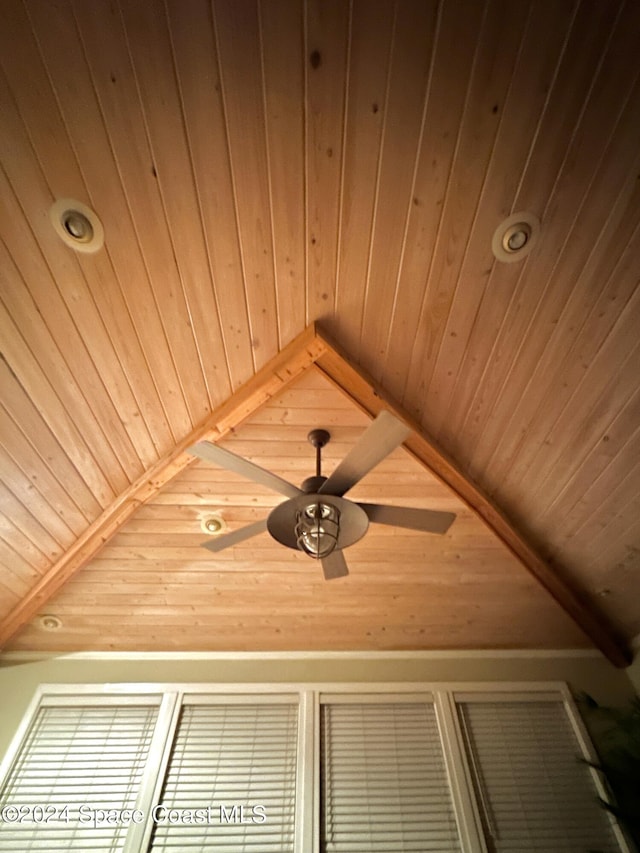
[0,647,604,664]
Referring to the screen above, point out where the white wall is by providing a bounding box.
[1,649,637,763]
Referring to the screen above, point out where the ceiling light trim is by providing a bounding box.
[49,198,104,253]
[199,513,227,535]
[491,211,540,263]
[38,615,62,631]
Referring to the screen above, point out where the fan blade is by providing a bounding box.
[360,503,455,534]
[321,549,349,580]
[189,441,302,498]
[202,519,268,553]
[319,410,411,496]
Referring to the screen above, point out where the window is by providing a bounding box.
[320,700,461,851]
[458,698,621,852]
[0,697,159,851]
[150,700,298,852]
[0,683,630,852]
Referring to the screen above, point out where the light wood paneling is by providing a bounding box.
[10,369,588,653]
[0,0,638,659]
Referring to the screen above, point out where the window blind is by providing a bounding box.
[149,702,298,852]
[320,702,461,852]
[0,703,158,851]
[458,700,620,853]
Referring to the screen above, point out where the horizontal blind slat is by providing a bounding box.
[149,703,298,853]
[0,704,158,851]
[459,701,620,852]
[321,703,461,853]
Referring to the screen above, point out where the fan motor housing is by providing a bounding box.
[301,475,327,493]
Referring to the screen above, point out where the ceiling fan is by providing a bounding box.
[188,410,455,580]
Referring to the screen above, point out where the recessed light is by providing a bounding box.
[62,210,94,243]
[39,614,63,631]
[492,212,539,263]
[49,198,104,253]
[502,223,531,253]
[200,513,226,535]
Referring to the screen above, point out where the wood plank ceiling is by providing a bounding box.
[0,0,638,662]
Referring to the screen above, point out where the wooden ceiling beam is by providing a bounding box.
[0,325,329,650]
[314,327,632,668]
[0,322,631,666]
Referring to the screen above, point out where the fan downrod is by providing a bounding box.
[302,428,330,493]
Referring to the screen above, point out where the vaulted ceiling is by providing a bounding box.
[0,0,638,665]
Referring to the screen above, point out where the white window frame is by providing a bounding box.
[451,685,634,853]
[0,681,633,853]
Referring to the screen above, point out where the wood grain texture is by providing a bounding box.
[8,369,589,654]
[1,333,630,664]
[314,332,631,666]
[0,0,638,661]
[0,326,326,647]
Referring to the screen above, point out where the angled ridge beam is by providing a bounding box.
[0,324,329,650]
[313,327,632,668]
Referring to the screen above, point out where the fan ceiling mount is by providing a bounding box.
[189,410,456,580]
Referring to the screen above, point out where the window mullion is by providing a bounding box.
[434,691,487,853]
[122,691,182,853]
[295,689,317,853]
